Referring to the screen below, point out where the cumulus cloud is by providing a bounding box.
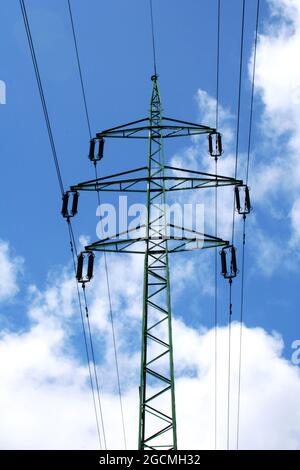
[255,0,300,135]
[169,0,300,277]
[171,89,242,244]
[0,252,299,450]
[1,277,300,448]
[289,198,300,246]
[174,319,300,450]
[0,314,138,449]
[0,255,139,450]
[254,0,300,249]
[0,240,23,302]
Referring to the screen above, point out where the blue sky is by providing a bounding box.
[0,0,300,450]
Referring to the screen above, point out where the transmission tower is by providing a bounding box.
[64,75,243,450]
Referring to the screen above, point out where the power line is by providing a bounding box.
[149,0,158,75]
[67,0,92,139]
[19,0,64,196]
[82,284,107,449]
[67,0,127,449]
[68,221,107,449]
[227,287,233,450]
[214,158,218,451]
[216,0,221,132]
[236,0,260,450]
[214,0,221,451]
[232,0,246,207]
[94,165,128,450]
[227,0,246,451]
[67,221,103,448]
[246,1,260,185]
[19,0,105,449]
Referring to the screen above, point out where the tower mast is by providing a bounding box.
[138,74,177,449]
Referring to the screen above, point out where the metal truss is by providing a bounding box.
[71,166,242,194]
[68,75,243,450]
[95,116,214,140]
[85,224,229,254]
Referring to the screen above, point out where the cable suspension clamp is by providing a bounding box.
[220,245,238,280]
[61,190,79,218]
[208,131,223,158]
[76,251,95,283]
[235,184,251,215]
[89,138,104,162]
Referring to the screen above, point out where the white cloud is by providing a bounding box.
[169,0,300,276]
[0,256,139,450]
[1,288,300,449]
[174,319,300,449]
[0,253,299,449]
[256,0,300,134]
[289,198,300,246]
[0,316,138,449]
[249,227,281,276]
[0,240,23,302]
[171,90,242,244]
[87,253,144,334]
[254,0,300,249]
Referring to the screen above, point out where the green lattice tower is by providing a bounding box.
[69,76,243,450]
[138,75,177,450]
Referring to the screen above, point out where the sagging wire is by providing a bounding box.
[236,0,260,450]
[19,0,106,449]
[227,0,246,451]
[149,0,158,76]
[67,0,127,449]
[214,0,221,451]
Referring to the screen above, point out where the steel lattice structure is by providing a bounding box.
[68,75,243,450]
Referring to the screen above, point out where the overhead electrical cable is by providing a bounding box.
[19,0,106,449]
[67,0,92,139]
[216,0,221,132]
[82,284,107,449]
[231,0,246,240]
[67,221,103,448]
[149,0,158,76]
[94,164,128,450]
[236,0,260,450]
[214,0,221,451]
[68,221,107,449]
[67,0,127,449]
[227,0,246,451]
[19,0,64,196]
